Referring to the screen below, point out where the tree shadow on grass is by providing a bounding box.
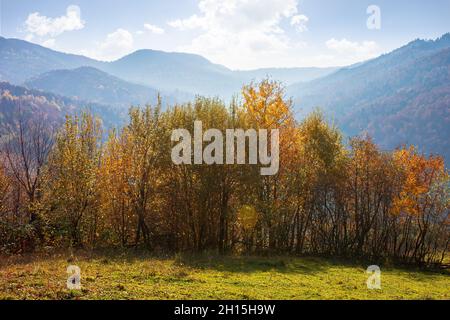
[3,249,448,279]
[172,255,338,275]
[172,253,450,278]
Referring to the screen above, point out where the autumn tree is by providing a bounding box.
[1,105,54,250]
[98,129,135,247]
[289,111,347,254]
[345,137,401,258]
[43,113,102,248]
[122,104,169,248]
[164,97,241,252]
[392,147,449,263]
[241,79,296,252]
[0,159,9,214]
[0,158,12,248]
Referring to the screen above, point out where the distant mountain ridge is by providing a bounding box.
[0,37,102,84]
[288,33,450,163]
[1,34,450,165]
[102,49,337,96]
[236,67,338,86]
[24,66,174,108]
[102,49,237,97]
[289,33,450,116]
[0,36,336,99]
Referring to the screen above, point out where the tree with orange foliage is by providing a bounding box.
[392,146,449,263]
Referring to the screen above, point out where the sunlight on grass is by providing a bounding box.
[0,253,448,300]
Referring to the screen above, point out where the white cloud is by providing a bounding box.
[326,38,380,62]
[168,15,205,30]
[167,0,308,69]
[322,38,381,66]
[25,5,85,37]
[144,23,165,34]
[290,14,308,32]
[82,28,134,61]
[98,28,134,60]
[25,34,34,42]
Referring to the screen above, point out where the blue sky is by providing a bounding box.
[1,0,449,69]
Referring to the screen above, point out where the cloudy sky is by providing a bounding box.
[1,0,449,70]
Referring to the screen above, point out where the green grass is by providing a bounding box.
[0,251,448,300]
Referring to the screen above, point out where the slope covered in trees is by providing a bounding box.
[288,34,450,164]
[0,82,125,137]
[24,67,181,108]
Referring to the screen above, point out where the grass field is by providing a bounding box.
[0,251,449,300]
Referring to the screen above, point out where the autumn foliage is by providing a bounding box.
[0,80,448,266]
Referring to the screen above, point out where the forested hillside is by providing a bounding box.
[0,82,125,136]
[24,67,177,108]
[288,34,450,163]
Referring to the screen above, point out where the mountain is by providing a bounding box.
[0,37,335,99]
[0,37,102,84]
[2,34,449,163]
[0,81,126,135]
[104,50,338,97]
[103,49,236,97]
[288,33,450,163]
[24,67,167,108]
[235,67,338,86]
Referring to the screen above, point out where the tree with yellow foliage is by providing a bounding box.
[121,104,169,248]
[292,110,347,254]
[99,130,135,246]
[43,113,102,248]
[0,161,9,214]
